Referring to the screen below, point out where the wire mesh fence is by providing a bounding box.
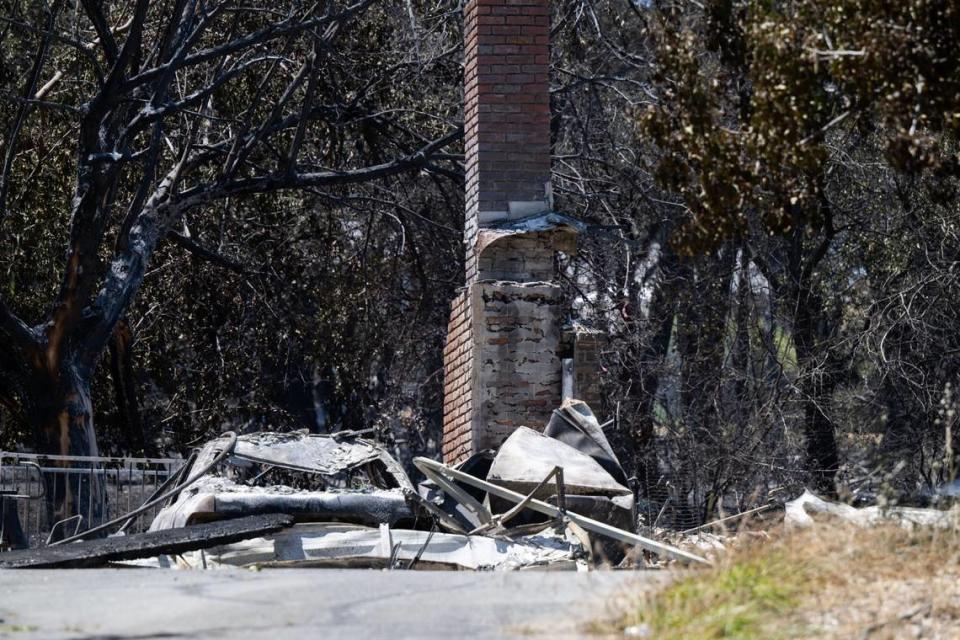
[0,452,185,548]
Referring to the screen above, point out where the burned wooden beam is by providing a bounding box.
[0,513,294,569]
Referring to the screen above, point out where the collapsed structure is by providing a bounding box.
[0,407,708,569]
[442,0,601,464]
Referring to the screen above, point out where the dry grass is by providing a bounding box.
[604,523,960,639]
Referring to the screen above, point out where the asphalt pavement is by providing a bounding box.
[0,568,654,639]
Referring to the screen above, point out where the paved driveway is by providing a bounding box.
[0,569,654,639]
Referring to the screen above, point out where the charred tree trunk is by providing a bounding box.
[793,294,841,496]
[612,234,680,502]
[109,320,148,456]
[30,366,98,458]
[630,259,680,496]
[677,248,736,436]
[788,209,841,496]
[26,359,104,538]
[674,248,736,523]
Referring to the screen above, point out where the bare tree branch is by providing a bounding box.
[179,126,463,206]
[0,296,36,349]
[79,0,119,64]
[0,0,64,225]
[168,230,247,274]
[122,0,375,89]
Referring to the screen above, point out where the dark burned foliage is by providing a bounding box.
[0,0,462,462]
[553,0,960,521]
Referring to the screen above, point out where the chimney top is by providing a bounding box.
[463,0,552,282]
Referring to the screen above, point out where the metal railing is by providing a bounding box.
[0,452,185,548]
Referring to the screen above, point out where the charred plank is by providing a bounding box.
[0,513,293,568]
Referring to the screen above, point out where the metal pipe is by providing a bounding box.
[680,502,777,536]
[413,457,711,566]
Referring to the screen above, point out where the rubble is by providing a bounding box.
[485,425,636,538]
[230,431,412,487]
[172,522,586,571]
[150,482,415,531]
[0,400,712,570]
[543,399,628,486]
[139,423,613,570]
[415,449,495,533]
[478,401,637,559]
[487,426,631,499]
[414,456,710,566]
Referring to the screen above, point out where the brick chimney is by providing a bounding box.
[463,0,552,283]
[443,0,592,465]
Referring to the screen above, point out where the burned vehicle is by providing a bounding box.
[149,431,418,531]
[147,430,591,570]
[142,401,705,570]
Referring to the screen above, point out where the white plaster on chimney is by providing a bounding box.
[478,210,510,224]
[562,358,574,401]
[507,199,550,218]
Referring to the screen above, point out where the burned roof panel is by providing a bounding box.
[232,432,382,476]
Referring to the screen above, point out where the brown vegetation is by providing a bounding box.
[603,521,960,639]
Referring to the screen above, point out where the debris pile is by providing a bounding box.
[0,399,709,570]
[173,522,586,571]
[784,489,960,530]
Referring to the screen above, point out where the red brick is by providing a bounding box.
[448,0,553,463]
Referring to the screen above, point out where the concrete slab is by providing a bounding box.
[0,569,652,639]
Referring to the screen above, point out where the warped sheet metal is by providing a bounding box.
[229,432,413,491]
[544,399,628,486]
[176,522,586,571]
[487,426,631,498]
[149,432,418,532]
[0,514,294,568]
[417,450,496,532]
[415,456,710,565]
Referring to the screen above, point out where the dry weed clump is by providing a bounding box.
[606,522,960,639]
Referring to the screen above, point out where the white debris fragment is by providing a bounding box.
[175,522,585,571]
[784,489,960,530]
[623,623,652,638]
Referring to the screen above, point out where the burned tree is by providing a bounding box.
[0,0,460,521]
[548,0,960,520]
